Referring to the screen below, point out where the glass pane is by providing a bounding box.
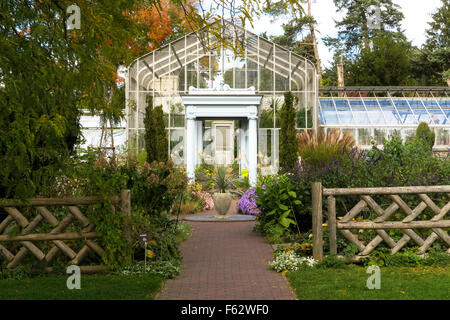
[358,128,370,146]
[216,126,229,151]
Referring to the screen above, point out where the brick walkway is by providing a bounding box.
[156,201,296,300]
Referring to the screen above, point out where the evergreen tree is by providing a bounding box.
[263,0,318,68]
[347,37,411,86]
[279,92,298,171]
[153,106,168,162]
[144,96,168,163]
[412,0,449,85]
[324,0,406,59]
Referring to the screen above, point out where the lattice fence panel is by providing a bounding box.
[0,193,127,272]
[312,183,450,261]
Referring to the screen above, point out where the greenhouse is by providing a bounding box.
[103,23,450,185]
[319,87,450,150]
[125,22,318,185]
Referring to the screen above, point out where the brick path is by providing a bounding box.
[156,201,296,300]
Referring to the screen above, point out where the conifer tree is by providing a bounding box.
[279,92,298,171]
[144,96,168,163]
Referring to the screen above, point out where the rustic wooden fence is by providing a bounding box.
[312,182,450,261]
[0,190,130,273]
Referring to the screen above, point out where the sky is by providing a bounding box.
[247,0,442,69]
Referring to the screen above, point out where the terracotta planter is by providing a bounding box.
[212,193,232,216]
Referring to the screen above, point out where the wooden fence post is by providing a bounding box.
[121,189,131,244]
[328,195,337,255]
[312,182,323,261]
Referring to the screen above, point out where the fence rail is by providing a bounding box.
[312,182,450,261]
[0,190,130,273]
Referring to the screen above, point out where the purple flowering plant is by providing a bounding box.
[237,188,260,215]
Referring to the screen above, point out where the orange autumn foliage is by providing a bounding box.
[126,0,194,56]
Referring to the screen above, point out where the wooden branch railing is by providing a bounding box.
[312,182,450,261]
[0,190,130,273]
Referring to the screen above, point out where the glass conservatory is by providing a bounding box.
[318,87,450,151]
[123,23,450,185]
[126,22,318,185]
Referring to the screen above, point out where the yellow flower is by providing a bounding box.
[146,250,155,259]
[322,222,328,227]
[308,234,312,239]
[281,270,289,276]
[148,240,157,246]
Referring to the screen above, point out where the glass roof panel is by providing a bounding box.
[318,98,450,126]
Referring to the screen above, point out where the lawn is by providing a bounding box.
[0,273,163,300]
[286,266,450,300]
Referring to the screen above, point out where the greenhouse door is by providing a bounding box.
[212,120,234,166]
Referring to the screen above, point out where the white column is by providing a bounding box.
[196,120,203,165]
[239,120,248,176]
[186,114,197,183]
[248,116,258,187]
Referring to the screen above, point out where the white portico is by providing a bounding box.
[181,84,262,186]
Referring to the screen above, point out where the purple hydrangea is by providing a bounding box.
[237,188,260,215]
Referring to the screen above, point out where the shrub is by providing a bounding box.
[415,122,435,152]
[194,160,215,190]
[255,175,304,242]
[193,191,214,210]
[422,250,450,267]
[290,132,449,234]
[41,149,188,272]
[120,156,188,215]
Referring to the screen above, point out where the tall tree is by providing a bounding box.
[264,0,320,72]
[126,0,194,57]
[0,0,153,198]
[346,37,411,86]
[324,0,406,59]
[144,96,168,163]
[279,92,298,171]
[411,0,449,85]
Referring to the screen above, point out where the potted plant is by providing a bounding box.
[212,166,234,217]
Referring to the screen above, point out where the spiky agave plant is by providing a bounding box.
[297,128,356,168]
[214,166,234,193]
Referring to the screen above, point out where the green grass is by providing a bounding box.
[286,265,450,300]
[0,273,163,300]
